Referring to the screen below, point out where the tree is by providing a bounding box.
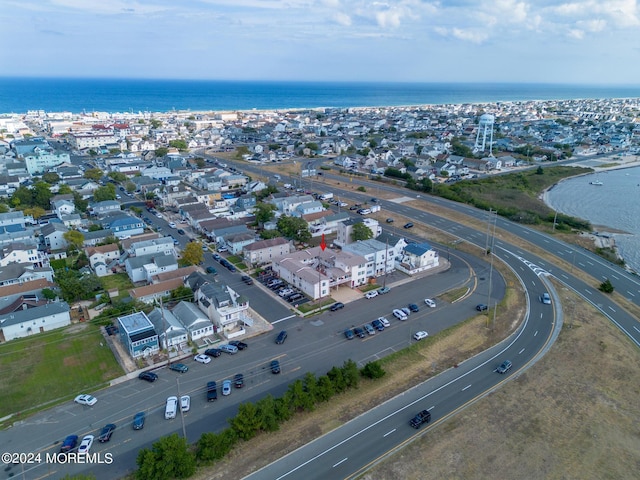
[23,206,46,219]
[169,139,188,151]
[179,242,204,266]
[360,361,386,379]
[351,222,373,242]
[303,372,320,405]
[342,359,360,389]
[73,191,88,212]
[599,278,614,293]
[41,288,57,300]
[55,270,101,302]
[64,230,85,252]
[196,429,238,464]
[170,285,193,301]
[155,147,169,158]
[93,183,116,202]
[229,402,262,440]
[33,181,53,209]
[195,157,205,168]
[42,172,60,183]
[108,171,127,183]
[277,215,310,243]
[536,166,544,175]
[135,434,196,480]
[150,119,162,129]
[125,181,136,193]
[58,184,73,195]
[255,394,280,432]
[11,186,34,208]
[327,366,347,393]
[316,375,335,402]
[254,202,276,226]
[84,168,103,181]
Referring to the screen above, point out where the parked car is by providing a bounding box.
[168,222,177,228]
[169,363,189,373]
[138,371,158,382]
[229,340,248,350]
[401,307,411,316]
[77,435,94,454]
[241,275,254,285]
[275,330,288,344]
[365,290,378,299]
[386,218,394,223]
[288,293,304,303]
[219,344,238,354]
[496,360,513,374]
[206,266,218,275]
[207,381,217,401]
[344,328,355,340]
[378,286,391,294]
[330,302,345,311]
[194,354,211,364]
[393,309,408,321]
[270,360,281,374]
[353,326,366,338]
[204,348,221,358]
[413,331,429,341]
[541,293,552,305]
[165,396,178,419]
[132,412,145,430]
[234,373,244,388]
[363,323,376,335]
[98,423,116,443]
[226,263,237,272]
[177,228,185,235]
[217,245,228,252]
[408,303,420,312]
[60,435,79,453]
[212,253,221,261]
[371,319,385,331]
[424,298,436,308]
[180,395,191,412]
[74,394,97,406]
[476,303,488,311]
[222,380,232,396]
[377,316,391,327]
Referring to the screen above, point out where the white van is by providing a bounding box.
[392,309,408,321]
[165,396,178,419]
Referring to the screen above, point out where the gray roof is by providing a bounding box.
[40,223,68,236]
[147,307,187,337]
[131,237,173,250]
[83,228,115,240]
[0,262,33,282]
[117,311,154,334]
[404,242,434,256]
[127,252,176,269]
[0,301,69,328]
[199,282,232,307]
[172,301,211,329]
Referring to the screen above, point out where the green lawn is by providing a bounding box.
[100,273,134,296]
[0,324,123,420]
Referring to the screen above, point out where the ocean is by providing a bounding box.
[545,167,640,273]
[2,78,640,114]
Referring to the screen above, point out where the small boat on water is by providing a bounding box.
[589,180,603,186]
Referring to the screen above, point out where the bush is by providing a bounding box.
[360,361,386,379]
[599,278,614,293]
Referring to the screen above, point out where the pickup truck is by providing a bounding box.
[409,409,431,429]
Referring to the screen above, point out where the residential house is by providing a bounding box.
[334,218,381,247]
[0,301,71,342]
[100,212,144,239]
[82,229,115,247]
[89,200,121,216]
[86,244,120,277]
[151,265,198,284]
[125,252,178,284]
[342,239,399,278]
[243,237,292,267]
[147,307,189,350]
[117,311,160,358]
[0,211,27,229]
[222,232,256,255]
[40,222,68,251]
[129,277,185,304]
[398,242,440,275]
[196,282,251,334]
[128,236,175,258]
[172,301,214,342]
[0,242,49,268]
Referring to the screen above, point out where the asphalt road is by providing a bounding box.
[0,203,503,480]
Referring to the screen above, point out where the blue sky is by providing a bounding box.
[1,0,640,84]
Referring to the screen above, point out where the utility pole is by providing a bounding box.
[486,209,497,328]
[383,239,389,288]
[176,377,187,439]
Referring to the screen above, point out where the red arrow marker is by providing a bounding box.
[320,233,326,251]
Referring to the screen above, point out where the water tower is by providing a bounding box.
[474,113,495,155]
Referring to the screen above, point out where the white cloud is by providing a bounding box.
[333,11,352,26]
[451,28,489,43]
[568,28,585,39]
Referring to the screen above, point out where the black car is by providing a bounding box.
[403,222,414,229]
[476,303,488,311]
[241,275,254,285]
[344,328,355,340]
[371,319,385,331]
[138,371,158,382]
[234,373,244,388]
[204,348,221,358]
[98,423,116,443]
[275,330,288,344]
[330,302,345,311]
[229,340,248,350]
[169,363,189,373]
[132,412,145,430]
[496,360,513,374]
[177,229,185,235]
[349,205,359,211]
[207,381,217,401]
[353,327,366,338]
[386,218,394,223]
[227,264,237,272]
[408,303,420,312]
[270,360,281,374]
[206,266,218,275]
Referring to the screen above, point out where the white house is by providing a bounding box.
[397,242,440,275]
[172,301,214,342]
[196,282,251,334]
[128,236,175,258]
[0,242,49,268]
[147,307,189,350]
[0,301,71,342]
[242,237,292,267]
[125,252,178,283]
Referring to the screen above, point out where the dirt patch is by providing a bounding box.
[63,357,81,367]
